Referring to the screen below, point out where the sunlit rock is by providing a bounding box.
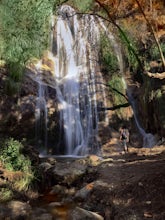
[68,207,104,220]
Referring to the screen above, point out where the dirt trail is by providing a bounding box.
[99,140,165,219]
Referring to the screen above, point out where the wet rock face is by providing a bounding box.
[137,77,165,137]
[0,69,37,140]
[0,69,59,144]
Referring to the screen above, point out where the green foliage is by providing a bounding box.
[99,33,119,73]
[0,138,35,191]
[109,75,126,104]
[0,0,61,94]
[0,188,13,202]
[149,42,165,60]
[155,89,162,99]
[109,75,126,117]
[68,0,93,12]
[5,62,24,95]
[0,138,30,172]
[1,0,48,61]
[0,35,5,59]
[0,0,59,92]
[118,27,141,73]
[5,77,21,95]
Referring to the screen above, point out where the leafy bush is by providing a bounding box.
[0,138,28,171]
[149,42,165,60]
[0,138,34,191]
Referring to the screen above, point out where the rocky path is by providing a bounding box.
[0,141,165,220]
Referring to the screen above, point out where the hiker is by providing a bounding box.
[119,125,129,153]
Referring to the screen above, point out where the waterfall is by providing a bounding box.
[34,5,108,156]
[127,91,157,148]
[35,83,48,152]
[34,60,48,152]
[99,18,157,148]
[53,5,102,156]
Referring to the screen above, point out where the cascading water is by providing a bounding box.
[100,19,157,148]
[53,6,102,156]
[35,83,48,152]
[35,5,108,156]
[127,90,157,148]
[34,4,157,155]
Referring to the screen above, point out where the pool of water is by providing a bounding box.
[30,191,75,219]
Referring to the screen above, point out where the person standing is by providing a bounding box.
[119,125,129,153]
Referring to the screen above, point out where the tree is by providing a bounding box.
[95,0,144,70]
[134,0,165,71]
[94,0,165,75]
[0,0,59,88]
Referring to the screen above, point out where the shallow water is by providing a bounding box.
[30,191,75,219]
[39,154,87,160]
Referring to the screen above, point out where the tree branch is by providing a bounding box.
[98,102,130,111]
[95,0,144,71]
[95,81,129,101]
[145,71,165,80]
[134,0,165,70]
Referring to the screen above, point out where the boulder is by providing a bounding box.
[68,207,104,220]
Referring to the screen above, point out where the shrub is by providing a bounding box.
[149,42,165,60]
[0,188,13,202]
[0,138,27,171]
[0,138,34,191]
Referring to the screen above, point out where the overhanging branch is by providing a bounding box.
[98,102,130,111]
